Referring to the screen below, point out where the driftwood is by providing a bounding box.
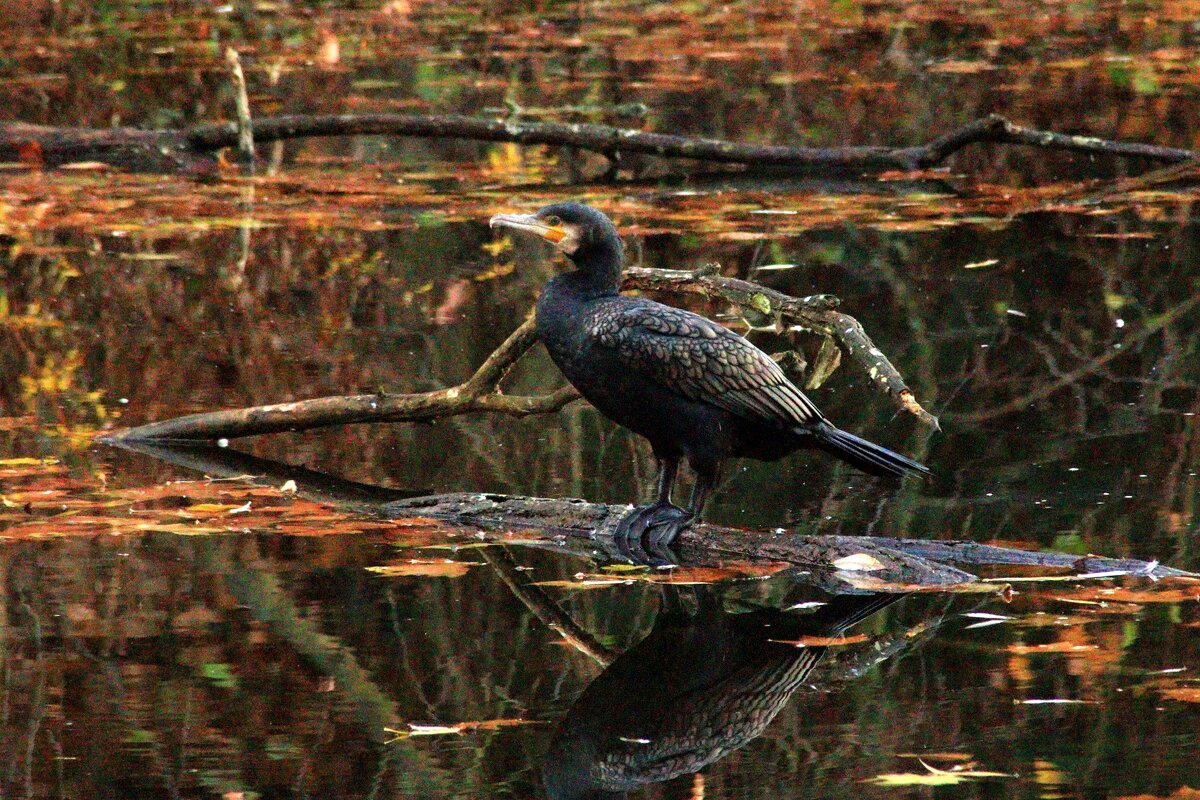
[109,441,1196,591]
[2,113,1197,174]
[101,265,936,442]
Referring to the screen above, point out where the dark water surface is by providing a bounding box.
[5,1,1200,798]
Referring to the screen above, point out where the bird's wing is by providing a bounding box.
[590,302,824,426]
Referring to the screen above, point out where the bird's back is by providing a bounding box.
[537,280,821,461]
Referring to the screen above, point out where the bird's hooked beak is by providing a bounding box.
[489,213,568,245]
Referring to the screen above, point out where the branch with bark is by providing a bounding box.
[109,440,1196,588]
[2,113,1197,174]
[101,266,935,442]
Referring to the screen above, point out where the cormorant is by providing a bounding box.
[490,202,929,557]
[541,589,905,799]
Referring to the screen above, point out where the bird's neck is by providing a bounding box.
[564,243,622,299]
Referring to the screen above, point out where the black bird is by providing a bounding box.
[541,589,905,799]
[490,202,928,556]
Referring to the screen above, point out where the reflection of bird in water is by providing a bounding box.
[541,591,902,800]
[490,203,928,559]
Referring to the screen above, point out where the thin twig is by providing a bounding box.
[223,48,255,170]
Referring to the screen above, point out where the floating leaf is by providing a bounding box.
[1158,687,1200,703]
[367,560,476,578]
[866,759,1012,786]
[602,563,651,573]
[386,718,544,741]
[769,633,869,647]
[184,503,242,514]
[1019,698,1096,705]
[1007,642,1098,655]
[533,579,634,590]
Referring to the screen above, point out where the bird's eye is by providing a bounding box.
[546,215,562,227]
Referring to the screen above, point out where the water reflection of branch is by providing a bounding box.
[948,291,1200,424]
[480,547,615,667]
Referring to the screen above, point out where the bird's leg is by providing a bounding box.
[644,461,722,553]
[653,454,678,506]
[613,454,686,562]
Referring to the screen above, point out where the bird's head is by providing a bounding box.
[490,201,622,264]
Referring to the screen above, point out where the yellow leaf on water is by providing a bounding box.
[385,718,544,741]
[184,503,241,514]
[1007,642,1098,655]
[0,457,58,466]
[866,760,1013,786]
[1158,688,1200,703]
[367,560,476,578]
[533,579,632,590]
[135,523,226,535]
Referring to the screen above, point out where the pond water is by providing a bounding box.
[4,2,1200,798]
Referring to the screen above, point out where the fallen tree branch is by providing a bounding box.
[624,267,939,429]
[108,440,1196,588]
[101,266,934,442]
[2,113,1196,174]
[383,491,1195,583]
[101,315,579,441]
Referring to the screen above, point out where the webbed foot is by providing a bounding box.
[613,503,694,566]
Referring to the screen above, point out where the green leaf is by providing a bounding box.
[749,293,772,315]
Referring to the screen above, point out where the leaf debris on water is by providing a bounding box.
[865,758,1012,786]
[1018,698,1097,705]
[385,718,544,742]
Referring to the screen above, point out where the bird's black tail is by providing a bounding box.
[807,421,930,479]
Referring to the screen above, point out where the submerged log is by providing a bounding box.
[109,441,1197,592]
